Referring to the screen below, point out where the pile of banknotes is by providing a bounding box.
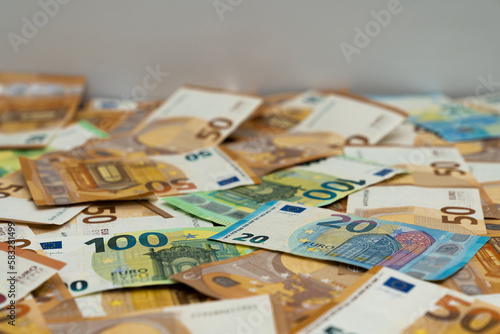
[1,72,500,333]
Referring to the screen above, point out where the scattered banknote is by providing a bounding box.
[74,215,213,236]
[293,266,461,334]
[457,92,500,113]
[468,160,500,219]
[371,94,451,146]
[75,98,162,135]
[401,293,500,334]
[0,297,51,333]
[290,92,408,144]
[209,201,488,280]
[367,92,451,114]
[0,221,42,253]
[42,285,212,321]
[229,90,325,140]
[347,185,486,234]
[0,120,106,178]
[442,237,500,295]
[38,227,253,297]
[47,295,289,334]
[344,145,489,233]
[224,131,342,176]
[468,161,500,183]
[171,249,362,324]
[475,293,500,307]
[131,85,262,154]
[30,273,73,315]
[29,200,212,239]
[0,72,85,149]
[343,145,489,191]
[165,155,405,225]
[20,146,260,205]
[409,103,500,142]
[456,138,500,161]
[0,242,66,309]
[0,171,87,225]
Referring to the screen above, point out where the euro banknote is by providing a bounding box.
[0,72,85,149]
[29,200,211,239]
[409,103,500,142]
[442,237,500,295]
[20,146,260,205]
[401,293,500,334]
[343,145,486,189]
[468,161,500,183]
[344,145,489,233]
[468,161,500,219]
[0,221,41,253]
[74,215,213,236]
[229,90,325,140]
[367,92,451,114]
[223,131,342,176]
[457,91,500,113]
[131,85,262,154]
[0,171,87,225]
[0,298,51,333]
[456,138,500,161]
[209,201,488,280]
[171,249,362,324]
[165,155,405,226]
[38,227,253,297]
[0,242,66,309]
[42,285,212,322]
[290,92,408,144]
[0,120,106,178]
[76,98,162,135]
[347,185,486,234]
[47,295,289,334]
[293,266,467,334]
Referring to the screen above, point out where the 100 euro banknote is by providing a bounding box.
[209,201,488,280]
[164,155,406,226]
[38,227,253,297]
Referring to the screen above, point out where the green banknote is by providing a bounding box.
[39,227,253,297]
[164,155,405,225]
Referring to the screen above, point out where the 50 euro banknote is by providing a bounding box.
[38,227,253,297]
[164,155,406,226]
[0,72,85,149]
[171,249,363,325]
[0,171,87,225]
[131,85,262,154]
[209,201,488,280]
[20,147,260,206]
[344,144,500,220]
[47,295,288,334]
[294,266,500,334]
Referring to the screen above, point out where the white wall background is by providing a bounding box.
[1,0,499,99]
